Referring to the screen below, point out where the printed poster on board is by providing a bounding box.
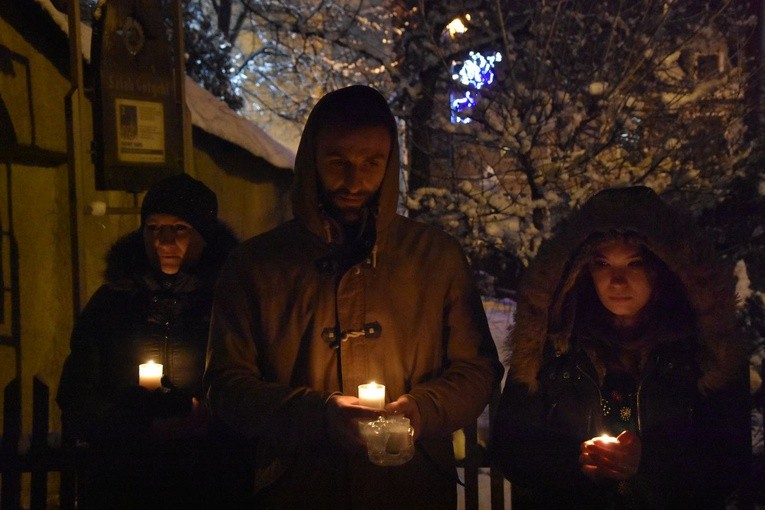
[115,98,165,164]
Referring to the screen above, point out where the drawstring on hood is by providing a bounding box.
[370,244,378,269]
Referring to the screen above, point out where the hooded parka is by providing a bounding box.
[57,220,240,509]
[204,86,502,510]
[492,186,750,508]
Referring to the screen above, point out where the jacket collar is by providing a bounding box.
[103,221,238,291]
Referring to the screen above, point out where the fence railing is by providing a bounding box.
[1,377,507,510]
[0,376,78,510]
[458,383,506,510]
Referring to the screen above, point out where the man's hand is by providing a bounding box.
[385,395,422,441]
[580,430,641,481]
[325,394,382,452]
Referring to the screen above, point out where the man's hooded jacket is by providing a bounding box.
[492,186,750,508]
[204,85,502,509]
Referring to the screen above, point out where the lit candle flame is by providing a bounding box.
[358,382,386,409]
[139,360,163,390]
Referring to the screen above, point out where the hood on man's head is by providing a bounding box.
[292,85,402,240]
[140,173,218,243]
[304,85,397,142]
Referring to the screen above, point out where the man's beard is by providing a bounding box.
[323,190,374,225]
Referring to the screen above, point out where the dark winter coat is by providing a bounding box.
[56,222,240,509]
[492,187,751,508]
[204,87,503,510]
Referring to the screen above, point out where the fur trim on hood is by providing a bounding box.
[508,186,743,394]
[103,220,239,289]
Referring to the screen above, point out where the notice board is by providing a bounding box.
[91,0,185,191]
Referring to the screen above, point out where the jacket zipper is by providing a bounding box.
[635,378,644,433]
[576,364,605,434]
[163,336,169,382]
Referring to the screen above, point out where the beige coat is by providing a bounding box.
[205,86,501,509]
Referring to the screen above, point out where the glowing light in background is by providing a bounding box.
[450,51,502,124]
[445,15,470,37]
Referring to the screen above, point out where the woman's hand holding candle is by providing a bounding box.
[150,397,209,442]
[580,430,641,481]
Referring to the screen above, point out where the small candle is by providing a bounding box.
[139,361,163,390]
[358,382,385,409]
[594,434,618,444]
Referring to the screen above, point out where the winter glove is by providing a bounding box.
[102,385,154,441]
[150,387,193,419]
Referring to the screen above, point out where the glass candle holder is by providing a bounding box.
[361,415,415,467]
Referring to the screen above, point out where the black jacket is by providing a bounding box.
[56,222,241,510]
[57,225,237,442]
[492,187,750,508]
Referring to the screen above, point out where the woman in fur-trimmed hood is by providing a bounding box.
[492,186,750,509]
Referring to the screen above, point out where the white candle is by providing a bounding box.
[139,361,163,390]
[358,382,385,409]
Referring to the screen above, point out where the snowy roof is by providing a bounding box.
[35,0,296,171]
[184,77,295,170]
